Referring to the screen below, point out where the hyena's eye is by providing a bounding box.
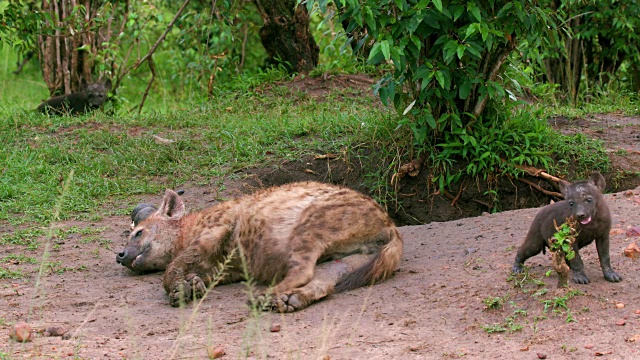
[586,198,592,203]
[569,201,574,207]
[134,229,143,238]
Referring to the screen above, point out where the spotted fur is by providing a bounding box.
[116,182,403,311]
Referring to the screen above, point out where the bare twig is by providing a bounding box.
[515,176,564,199]
[510,162,563,184]
[451,180,467,207]
[138,57,156,114]
[131,0,190,112]
[472,42,516,118]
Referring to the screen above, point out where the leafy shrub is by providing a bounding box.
[307,0,558,189]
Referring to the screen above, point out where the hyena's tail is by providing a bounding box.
[334,227,403,293]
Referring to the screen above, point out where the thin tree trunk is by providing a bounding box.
[253,0,319,74]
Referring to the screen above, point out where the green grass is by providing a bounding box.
[0,46,402,229]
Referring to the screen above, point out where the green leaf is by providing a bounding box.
[425,113,437,129]
[459,81,472,99]
[457,44,466,59]
[433,0,443,12]
[403,100,416,115]
[566,251,575,260]
[435,70,445,88]
[465,23,479,39]
[467,2,481,22]
[480,24,489,41]
[380,40,391,62]
[367,42,382,64]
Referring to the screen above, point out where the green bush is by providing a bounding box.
[307,0,558,189]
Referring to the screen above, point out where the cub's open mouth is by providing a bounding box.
[581,216,592,225]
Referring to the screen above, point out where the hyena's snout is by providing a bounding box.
[116,249,131,266]
[573,205,593,225]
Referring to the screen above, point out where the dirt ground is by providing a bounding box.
[2,183,640,359]
[3,79,640,359]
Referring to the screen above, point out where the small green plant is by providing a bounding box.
[549,218,578,287]
[2,254,37,264]
[482,308,526,334]
[482,323,507,333]
[508,266,546,289]
[540,289,584,315]
[483,295,506,310]
[550,220,577,261]
[0,267,24,279]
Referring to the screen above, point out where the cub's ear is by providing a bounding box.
[157,189,186,220]
[80,78,88,90]
[558,179,571,196]
[103,78,112,90]
[589,172,606,192]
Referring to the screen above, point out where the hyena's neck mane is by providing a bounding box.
[172,201,240,259]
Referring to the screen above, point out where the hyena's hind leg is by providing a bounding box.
[270,254,372,313]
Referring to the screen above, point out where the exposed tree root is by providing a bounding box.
[391,153,428,185]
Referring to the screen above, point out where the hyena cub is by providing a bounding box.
[37,78,111,115]
[512,172,621,284]
[116,182,403,312]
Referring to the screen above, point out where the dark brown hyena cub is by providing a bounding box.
[512,172,621,284]
[37,78,111,115]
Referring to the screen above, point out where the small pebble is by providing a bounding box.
[270,323,281,332]
[9,322,32,342]
[207,346,225,359]
[44,326,66,337]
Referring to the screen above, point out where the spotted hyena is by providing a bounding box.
[512,172,621,284]
[116,182,403,312]
[37,78,111,115]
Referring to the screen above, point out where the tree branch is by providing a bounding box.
[471,41,516,118]
[514,176,564,199]
[133,0,190,71]
[138,56,156,114]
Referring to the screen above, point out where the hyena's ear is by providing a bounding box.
[558,179,571,196]
[589,172,606,192]
[157,189,186,220]
[103,78,112,91]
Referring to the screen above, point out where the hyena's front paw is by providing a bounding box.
[168,274,206,307]
[604,269,622,283]
[511,262,525,274]
[572,271,590,284]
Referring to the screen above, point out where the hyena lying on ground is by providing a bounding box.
[37,78,111,115]
[512,172,622,284]
[116,182,403,312]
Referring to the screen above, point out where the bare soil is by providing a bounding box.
[3,78,640,359]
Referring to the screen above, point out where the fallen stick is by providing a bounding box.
[515,176,564,199]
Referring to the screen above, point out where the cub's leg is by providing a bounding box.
[595,235,622,282]
[270,254,372,313]
[512,234,546,273]
[564,246,590,284]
